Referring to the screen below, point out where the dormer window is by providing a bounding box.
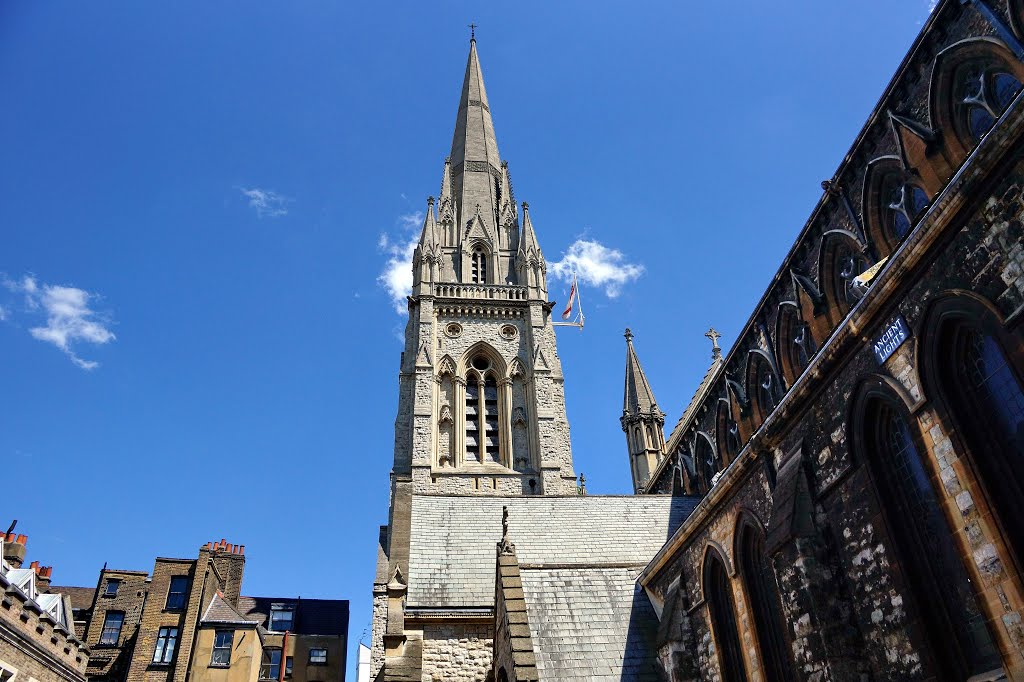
[269,603,294,632]
[471,246,488,284]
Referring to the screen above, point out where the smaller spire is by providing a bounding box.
[420,197,438,247]
[623,328,660,415]
[518,202,541,256]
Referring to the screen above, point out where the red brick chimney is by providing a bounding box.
[3,533,27,569]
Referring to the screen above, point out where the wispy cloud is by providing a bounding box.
[549,239,644,297]
[238,186,291,218]
[377,212,424,315]
[2,275,115,370]
[927,0,938,12]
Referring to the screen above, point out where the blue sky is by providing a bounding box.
[1,1,936,676]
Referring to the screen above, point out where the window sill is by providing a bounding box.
[208,664,231,669]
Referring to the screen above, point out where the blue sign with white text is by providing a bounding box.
[873,315,910,364]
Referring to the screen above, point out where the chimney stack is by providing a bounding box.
[3,533,27,569]
[35,565,52,591]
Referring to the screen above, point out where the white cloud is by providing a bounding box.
[549,239,644,297]
[3,275,115,370]
[238,186,291,218]
[0,305,6,322]
[377,212,424,315]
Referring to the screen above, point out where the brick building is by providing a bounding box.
[0,527,89,681]
[371,0,1024,680]
[51,540,348,682]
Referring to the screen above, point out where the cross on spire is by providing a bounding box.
[468,22,477,41]
[705,327,722,360]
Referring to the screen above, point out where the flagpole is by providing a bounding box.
[553,271,585,330]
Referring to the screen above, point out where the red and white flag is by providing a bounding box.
[562,275,577,320]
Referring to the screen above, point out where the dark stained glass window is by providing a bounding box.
[866,400,999,677]
[705,554,748,682]
[739,525,793,682]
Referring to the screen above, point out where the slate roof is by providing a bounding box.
[407,494,697,609]
[47,585,96,612]
[202,593,258,626]
[522,566,660,681]
[236,596,349,636]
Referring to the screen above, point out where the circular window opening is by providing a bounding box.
[472,356,490,371]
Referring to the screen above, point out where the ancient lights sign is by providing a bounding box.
[873,314,911,364]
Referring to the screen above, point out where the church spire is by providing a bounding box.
[621,329,666,492]
[449,38,502,249]
[516,202,546,297]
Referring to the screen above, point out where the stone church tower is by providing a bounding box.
[392,36,578,498]
[374,36,580,679]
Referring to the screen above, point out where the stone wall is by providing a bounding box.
[419,623,493,682]
[646,130,1024,681]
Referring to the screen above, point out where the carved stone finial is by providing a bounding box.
[498,505,516,555]
[522,201,529,211]
[578,473,587,496]
[625,328,634,342]
[705,327,722,360]
[427,196,435,206]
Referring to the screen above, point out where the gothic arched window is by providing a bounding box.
[957,63,1022,144]
[716,401,740,466]
[465,354,501,464]
[695,435,718,494]
[855,387,1000,678]
[748,355,782,427]
[776,304,815,385]
[937,319,1024,565]
[738,519,793,682]
[882,174,930,243]
[471,246,488,284]
[704,551,748,682]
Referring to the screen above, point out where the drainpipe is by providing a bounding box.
[279,630,289,682]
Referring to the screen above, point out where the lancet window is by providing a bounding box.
[934,313,1024,566]
[465,355,501,464]
[471,246,488,284]
[435,344,535,472]
[704,550,748,682]
[855,386,1000,678]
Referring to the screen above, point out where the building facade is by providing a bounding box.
[374,0,1024,680]
[629,0,1024,680]
[51,540,349,682]
[0,527,89,682]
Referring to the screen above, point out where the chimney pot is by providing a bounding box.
[16,534,27,545]
[30,560,39,571]
[239,545,245,555]
[226,543,233,553]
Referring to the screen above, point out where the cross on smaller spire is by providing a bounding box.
[468,23,477,41]
[705,327,722,360]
